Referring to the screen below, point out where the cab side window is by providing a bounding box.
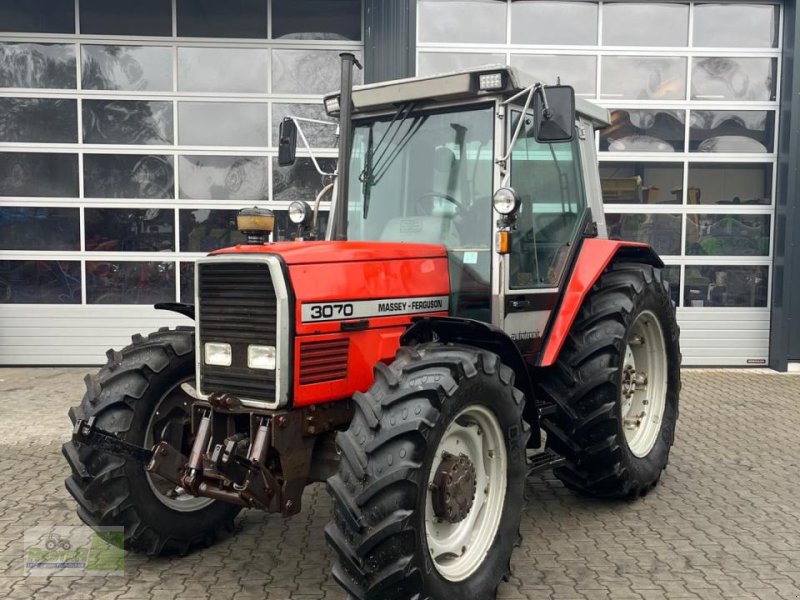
[509,111,587,289]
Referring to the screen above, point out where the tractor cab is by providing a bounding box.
[281,65,611,356]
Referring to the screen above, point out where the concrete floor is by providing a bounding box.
[0,367,799,599]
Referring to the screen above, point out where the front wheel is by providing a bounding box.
[539,262,681,499]
[62,327,241,555]
[326,344,529,600]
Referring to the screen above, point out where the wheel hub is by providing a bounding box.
[431,452,477,524]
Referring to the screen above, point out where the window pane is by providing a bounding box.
[692,57,777,102]
[179,209,245,252]
[511,1,597,45]
[83,100,173,145]
[84,154,174,199]
[0,152,78,197]
[0,207,80,250]
[607,213,682,256]
[694,4,779,48]
[601,109,685,153]
[274,209,330,241]
[272,49,363,94]
[0,43,76,89]
[177,0,268,38]
[180,261,194,304]
[418,52,506,77]
[601,56,686,101]
[686,214,770,256]
[663,265,681,306]
[687,163,772,205]
[603,3,688,47]
[81,45,172,92]
[684,265,768,307]
[272,0,361,41]
[600,162,683,204]
[80,0,172,36]
[178,102,269,147]
[0,99,76,143]
[272,103,336,148]
[0,260,81,304]
[178,47,268,93]
[690,110,774,153]
[85,208,175,252]
[418,0,506,44]
[0,0,74,34]
[179,156,269,201]
[273,157,336,202]
[86,261,175,304]
[510,55,596,97]
[510,113,587,288]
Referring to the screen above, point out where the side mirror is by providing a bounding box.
[534,85,576,143]
[278,118,298,166]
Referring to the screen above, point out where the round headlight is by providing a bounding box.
[288,200,312,225]
[493,187,521,215]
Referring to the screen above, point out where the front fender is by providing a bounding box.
[402,316,541,448]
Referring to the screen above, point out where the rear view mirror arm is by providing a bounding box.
[497,81,544,186]
[289,116,339,177]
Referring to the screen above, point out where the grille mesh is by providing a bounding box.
[198,262,278,402]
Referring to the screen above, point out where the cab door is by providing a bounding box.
[501,109,592,362]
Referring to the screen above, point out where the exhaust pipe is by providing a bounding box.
[332,52,361,240]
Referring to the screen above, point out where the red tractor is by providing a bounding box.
[64,56,680,600]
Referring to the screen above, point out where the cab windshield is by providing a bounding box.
[345,104,494,251]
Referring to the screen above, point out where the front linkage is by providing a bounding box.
[73,394,352,518]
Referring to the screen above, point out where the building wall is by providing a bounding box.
[415,0,783,366]
[0,0,363,364]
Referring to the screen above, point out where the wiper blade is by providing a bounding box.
[359,102,416,218]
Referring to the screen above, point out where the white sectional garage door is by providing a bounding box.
[0,0,362,365]
[416,0,782,366]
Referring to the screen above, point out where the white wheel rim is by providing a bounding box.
[621,310,668,458]
[145,380,215,512]
[425,405,507,582]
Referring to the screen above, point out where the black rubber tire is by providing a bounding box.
[538,262,681,499]
[62,327,241,555]
[325,343,529,600]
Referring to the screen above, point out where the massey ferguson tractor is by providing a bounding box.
[63,55,680,600]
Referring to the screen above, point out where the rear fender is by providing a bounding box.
[402,316,541,447]
[538,238,663,367]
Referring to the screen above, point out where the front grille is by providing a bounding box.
[299,339,349,385]
[198,261,278,403]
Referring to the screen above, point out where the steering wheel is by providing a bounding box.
[414,191,463,216]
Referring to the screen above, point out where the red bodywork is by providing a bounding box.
[213,241,450,406]
[212,238,654,404]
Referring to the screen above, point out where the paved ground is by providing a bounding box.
[0,367,798,599]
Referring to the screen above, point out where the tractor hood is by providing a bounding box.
[210,240,447,265]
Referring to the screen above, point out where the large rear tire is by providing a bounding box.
[539,262,681,498]
[326,343,529,600]
[62,327,241,555]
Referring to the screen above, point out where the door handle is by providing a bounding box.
[509,299,530,310]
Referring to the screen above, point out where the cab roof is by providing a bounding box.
[326,65,610,129]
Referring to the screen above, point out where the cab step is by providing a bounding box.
[527,449,567,476]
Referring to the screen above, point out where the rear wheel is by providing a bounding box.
[326,344,528,600]
[539,262,681,498]
[62,327,241,554]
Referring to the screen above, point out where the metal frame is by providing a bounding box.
[0,0,364,312]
